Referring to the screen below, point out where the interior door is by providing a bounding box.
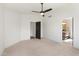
[36,22,41,39]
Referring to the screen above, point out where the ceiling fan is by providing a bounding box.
[32,3,52,17]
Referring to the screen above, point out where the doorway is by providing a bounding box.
[30,21,41,39]
[62,17,73,45]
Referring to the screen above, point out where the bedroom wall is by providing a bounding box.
[30,22,36,37]
[0,5,5,55]
[21,14,30,40]
[72,4,79,48]
[4,8,21,48]
[43,10,62,42]
[43,4,79,48]
[43,4,73,42]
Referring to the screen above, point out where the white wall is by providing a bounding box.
[72,4,79,48]
[43,4,73,42]
[43,4,79,48]
[4,9,21,48]
[0,7,23,54]
[43,11,62,42]
[0,5,5,55]
[21,15,30,40]
[30,22,36,37]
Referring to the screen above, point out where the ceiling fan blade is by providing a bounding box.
[43,8,52,13]
[32,11,40,13]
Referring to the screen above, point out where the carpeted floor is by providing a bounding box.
[2,39,79,56]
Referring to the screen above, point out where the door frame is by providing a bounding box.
[61,17,74,46]
[30,21,41,39]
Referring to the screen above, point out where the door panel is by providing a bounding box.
[36,22,41,39]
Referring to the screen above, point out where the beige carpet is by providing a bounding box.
[2,39,79,56]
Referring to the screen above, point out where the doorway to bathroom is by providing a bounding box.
[62,17,73,45]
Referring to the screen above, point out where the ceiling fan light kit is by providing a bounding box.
[32,3,52,17]
[40,13,44,16]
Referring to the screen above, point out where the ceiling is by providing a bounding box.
[3,3,67,14]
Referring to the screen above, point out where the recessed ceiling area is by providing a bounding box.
[4,3,67,14]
